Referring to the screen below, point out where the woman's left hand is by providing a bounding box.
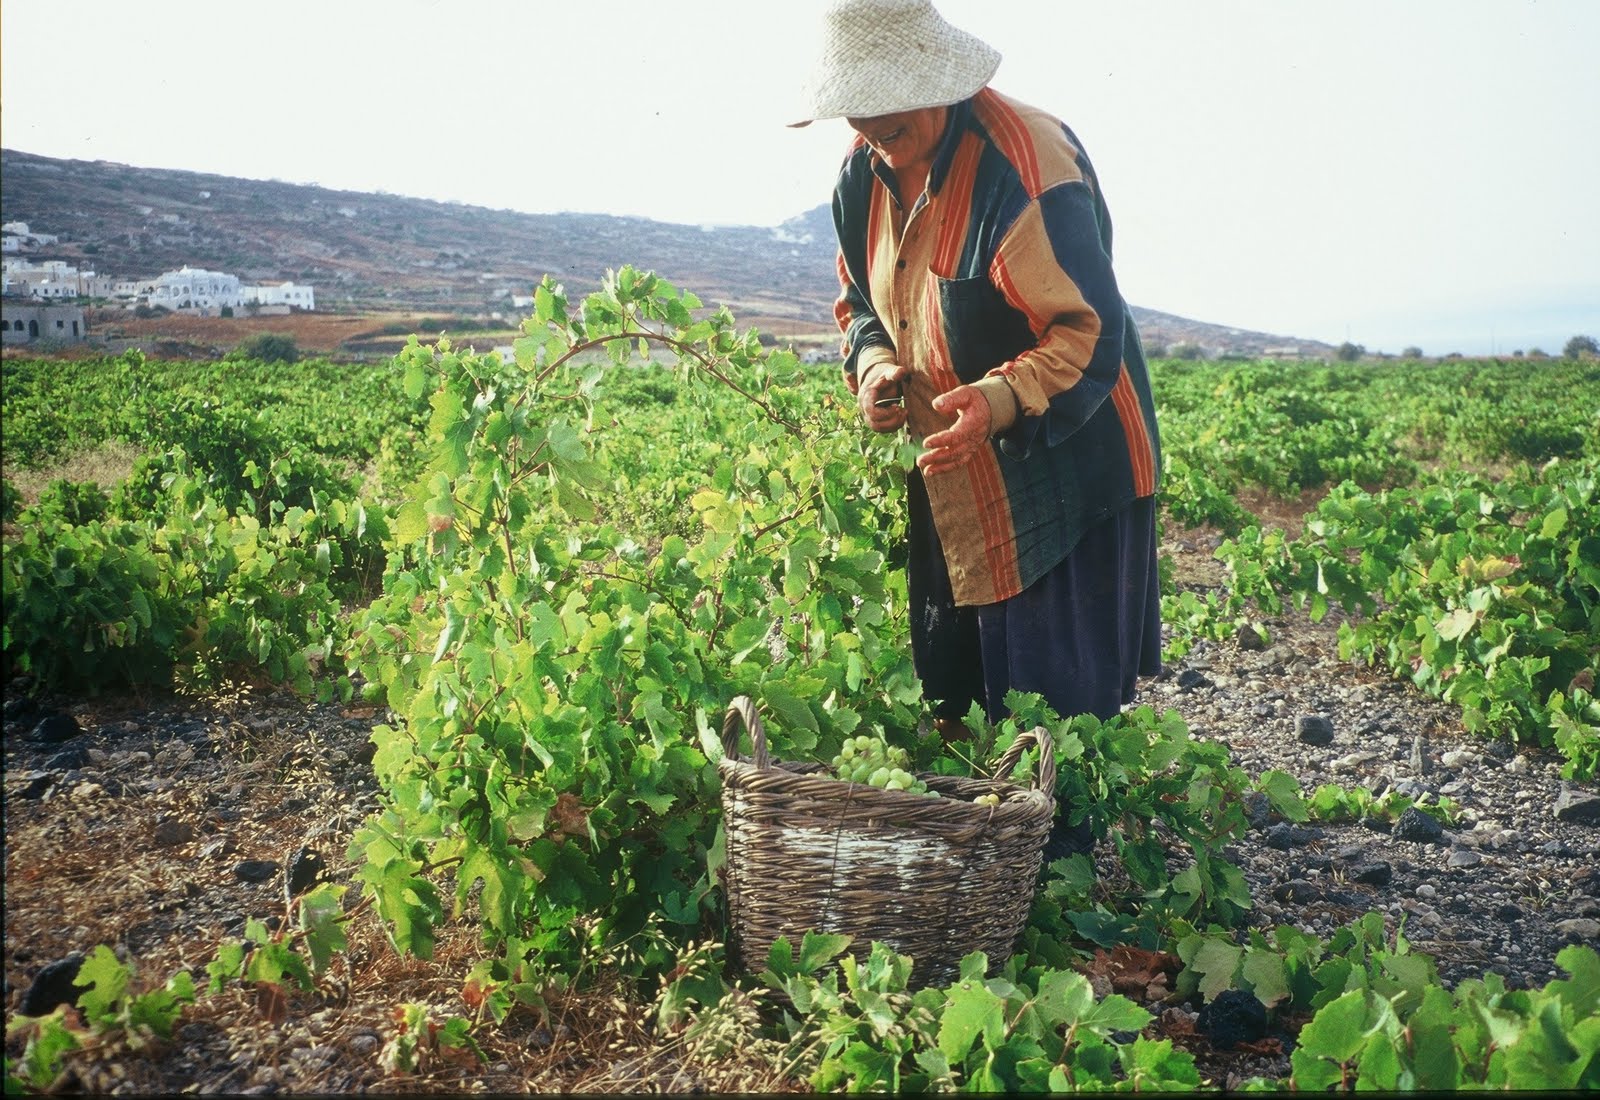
[917,385,992,476]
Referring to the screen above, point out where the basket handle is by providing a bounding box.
[992,726,1056,793]
[721,695,771,770]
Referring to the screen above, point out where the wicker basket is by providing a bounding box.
[717,695,1055,988]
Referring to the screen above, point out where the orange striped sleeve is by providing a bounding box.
[1109,364,1157,496]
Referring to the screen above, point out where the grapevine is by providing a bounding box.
[4,286,1599,1093]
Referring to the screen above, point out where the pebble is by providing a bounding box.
[1555,918,1600,942]
[44,747,88,770]
[286,847,327,896]
[14,771,56,800]
[1393,807,1445,844]
[1296,714,1335,746]
[1351,862,1393,886]
[1447,849,1483,869]
[1331,750,1380,772]
[1273,879,1321,904]
[154,745,194,769]
[1409,736,1432,775]
[199,838,236,860]
[153,817,195,847]
[27,713,83,744]
[1416,884,1438,900]
[1553,787,1600,825]
[18,954,85,1016]
[233,860,279,884]
[1241,792,1272,830]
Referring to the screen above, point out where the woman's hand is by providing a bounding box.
[857,361,911,433]
[917,385,992,476]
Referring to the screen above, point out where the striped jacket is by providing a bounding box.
[834,87,1161,606]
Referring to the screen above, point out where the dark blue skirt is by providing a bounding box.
[906,467,1162,724]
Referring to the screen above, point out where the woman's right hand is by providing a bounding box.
[857,360,911,433]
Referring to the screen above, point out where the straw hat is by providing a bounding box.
[789,0,1001,127]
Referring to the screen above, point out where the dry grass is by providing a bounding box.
[4,440,146,501]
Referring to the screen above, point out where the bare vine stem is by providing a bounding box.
[532,326,803,435]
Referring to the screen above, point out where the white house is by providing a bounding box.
[146,266,243,314]
[0,222,59,252]
[83,274,141,300]
[2,260,85,299]
[241,281,315,311]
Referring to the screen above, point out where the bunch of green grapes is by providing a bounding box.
[830,735,934,795]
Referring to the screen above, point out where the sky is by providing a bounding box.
[3,0,1597,355]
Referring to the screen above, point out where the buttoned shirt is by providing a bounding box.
[833,88,1161,606]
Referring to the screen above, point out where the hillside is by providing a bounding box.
[1,148,1332,356]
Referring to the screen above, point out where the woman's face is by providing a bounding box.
[846,106,949,173]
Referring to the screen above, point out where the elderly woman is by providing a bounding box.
[793,0,1163,852]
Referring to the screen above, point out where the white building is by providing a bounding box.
[146,266,243,314]
[241,281,315,311]
[0,237,318,314]
[2,260,87,299]
[0,222,59,252]
[83,274,141,300]
[1,300,87,345]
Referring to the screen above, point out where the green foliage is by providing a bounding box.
[968,697,1256,957]
[5,946,196,1090]
[115,392,352,526]
[1179,912,1434,1016]
[2,471,373,695]
[229,331,300,363]
[33,479,110,526]
[1549,687,1600,783]
[1151,359,1600,539]
[1172,919,1600,1091]
[1,349,424,480]
[1303,782,1462,827]
[758,934,1200,1092]
[347,268,921,980]
[1281,944,1600,1091]
[8,282,1600,1090]
[1206,461,1600,776]
[378,1003,484,1075]
[1564,334,1598,359]
[1159,454,1256,535]
[6,887,353,1091]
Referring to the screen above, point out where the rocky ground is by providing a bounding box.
[4,536,1598,1093]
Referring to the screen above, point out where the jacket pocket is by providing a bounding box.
[934,273,1034,385]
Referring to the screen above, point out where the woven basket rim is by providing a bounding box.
[717,695,1056,825]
